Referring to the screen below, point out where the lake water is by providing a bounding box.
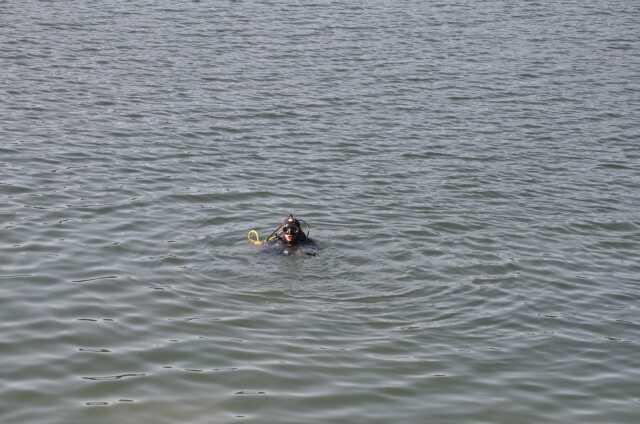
[2,1,640,423]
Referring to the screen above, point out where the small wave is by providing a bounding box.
[82,373,146,381]
[71,275,118,283]
[0,184,32,195]
[167,191,273,204]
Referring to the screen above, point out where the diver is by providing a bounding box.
[248,214,318,256]
[277,214,308,245]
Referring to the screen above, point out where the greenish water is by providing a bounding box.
[2,1,640,423]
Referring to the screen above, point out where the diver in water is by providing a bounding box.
[277,214,308,246]
[249,214,318,256]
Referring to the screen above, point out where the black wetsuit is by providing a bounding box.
[264,235,318,256]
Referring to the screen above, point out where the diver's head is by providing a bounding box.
[282,214,301,244]
[282,223,299,244]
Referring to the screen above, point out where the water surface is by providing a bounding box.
[2,1,640,423]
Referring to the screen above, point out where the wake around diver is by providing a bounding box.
[247,214,318,256]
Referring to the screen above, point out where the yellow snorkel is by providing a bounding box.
[247,229,263,246]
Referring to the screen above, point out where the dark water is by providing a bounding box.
[2,1,640,423]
